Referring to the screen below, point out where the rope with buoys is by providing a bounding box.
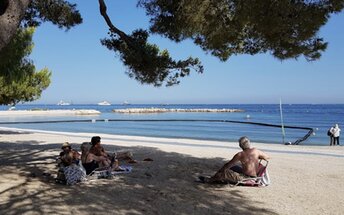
[0,119,313,145]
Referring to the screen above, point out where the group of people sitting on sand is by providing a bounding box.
[57,135,270,186]
[57,136,136,185]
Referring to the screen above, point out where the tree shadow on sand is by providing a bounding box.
[0,140,277,215]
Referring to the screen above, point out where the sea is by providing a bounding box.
[0,104,343,146]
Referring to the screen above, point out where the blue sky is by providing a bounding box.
[30,1,344,104]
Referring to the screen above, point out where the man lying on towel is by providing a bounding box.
[199,136,270,184]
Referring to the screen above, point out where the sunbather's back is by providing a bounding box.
[238,148,269,177]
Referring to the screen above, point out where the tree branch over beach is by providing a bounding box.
[98,0,203,87]
[0,0,343,87]
[0,0,80,105]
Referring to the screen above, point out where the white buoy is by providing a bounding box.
[92,119,96,123]
[246,114,250,119]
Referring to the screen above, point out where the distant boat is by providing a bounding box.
[57,100,70,106]
[8,106,16,111]
[98,101,111,106]
[122,101,130,105]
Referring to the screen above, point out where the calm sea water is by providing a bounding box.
[0,104,343,145]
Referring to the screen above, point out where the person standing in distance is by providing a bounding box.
[330,124,341,145]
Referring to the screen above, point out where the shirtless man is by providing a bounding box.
[89,136,136,163]
[80,142,118,175]
[200,136,270,184]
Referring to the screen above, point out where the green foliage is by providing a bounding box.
[101,29,203,87]
[3,0,343,88]
[0,28,51,105]
[138,0,344,61]
[23,0,82,29]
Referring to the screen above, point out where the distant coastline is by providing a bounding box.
[0,109,100,116]
[112,108,244,114]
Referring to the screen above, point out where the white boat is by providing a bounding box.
[8,106,16,111]
[57,100,70,106]
[98,101,111,106]
[122,101,130,105]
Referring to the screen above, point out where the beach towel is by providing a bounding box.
[112,166,132,175]
[87,166,132,180]
[234,160,270,187]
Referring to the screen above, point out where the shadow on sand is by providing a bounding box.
[0,140,277,215]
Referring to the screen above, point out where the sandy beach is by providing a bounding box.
[0,127,343,215]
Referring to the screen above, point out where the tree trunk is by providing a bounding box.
[0,0,31,51]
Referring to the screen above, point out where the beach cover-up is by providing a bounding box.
[64,163,87,185]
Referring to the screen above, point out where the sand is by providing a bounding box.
[0,127,343,215]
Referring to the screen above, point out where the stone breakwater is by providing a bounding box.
[112,108,244,113]
[0,109,101,116]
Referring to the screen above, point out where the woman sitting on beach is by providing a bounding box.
[56,142,83,184]
[58,142,80,167]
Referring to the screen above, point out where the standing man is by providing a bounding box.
[331,124,341,145]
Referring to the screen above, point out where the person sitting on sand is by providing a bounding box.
[80,142,118,175]
[89,136,108,157]
[89,136,136,163]
[199,136,270,184]
[55,142,86,185]
[58,142,80,167]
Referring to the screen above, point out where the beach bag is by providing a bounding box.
[55,167,66,184]
[327,129,332,136]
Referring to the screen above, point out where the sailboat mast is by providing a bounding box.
[279,99,286,144]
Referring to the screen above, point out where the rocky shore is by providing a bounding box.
[112,108,244,113]
[0,109,101,116]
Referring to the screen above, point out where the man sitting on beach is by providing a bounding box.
[199,136,270,184]
[89,136,136,163]
[80,142,119,175]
